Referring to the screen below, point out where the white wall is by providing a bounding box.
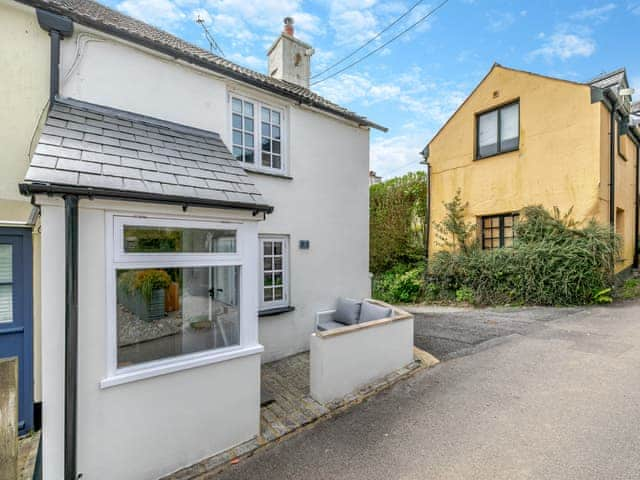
[310,317,414,404]
[39,198,262,479]
[59,26,372,362]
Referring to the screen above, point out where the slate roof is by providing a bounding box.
[18,0,387,132]
[588,68,628,90]
[21,97,272,212]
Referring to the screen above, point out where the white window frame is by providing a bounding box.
[229,94,286,175]
[259,235,289,311]
[102,213,262,389]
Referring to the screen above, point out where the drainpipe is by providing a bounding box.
[635,143,639,269]
[36,9,73,105]
[63,195,79,480]
[37,9,78,480]
[609,105,616,227]
[420,146,431,261]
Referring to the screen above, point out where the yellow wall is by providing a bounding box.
[0,0,50,402]
[427,64,638,271]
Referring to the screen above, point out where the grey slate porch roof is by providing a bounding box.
[21,97,272,212]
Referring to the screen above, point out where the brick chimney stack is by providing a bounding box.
[267,17,314,88]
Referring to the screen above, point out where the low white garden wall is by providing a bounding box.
[310,302,414,404]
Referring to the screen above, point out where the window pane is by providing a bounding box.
[123,226,236,253]
[0,285,12,323]
[274,241,282,255]
[262,122,270,137]
[272,155,281,169]
[244,101,254,116]
[244,118,254,133]
[264,273,273,286]
[116,266,240,368]
[273,126,281,140]
[233,146,242,161]
[273,256,282,270]
[262,138,270,152]
[264,257,273,270]
[274,287,283,300]
[262,153,271,167]
[272,111,280,125]
[232,113,242,130]
[272,141,281,154]
[263,241,272,255]
[232,130,242,146]
[0,245,11,283]
[244,133,254,148]
[500,103,519,150]
[264,288,273,302]
[262,107,270,122]
[478,110,498,157]
[274,272,283,286]
[232,98,242,113]
[244,149,254,164]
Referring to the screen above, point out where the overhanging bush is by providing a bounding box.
[373,263,426,304]
[429,205,620,306]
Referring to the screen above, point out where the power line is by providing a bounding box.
[311,0,428,80]
[311,0,449,87]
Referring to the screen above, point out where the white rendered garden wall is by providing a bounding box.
[310,307,414,404]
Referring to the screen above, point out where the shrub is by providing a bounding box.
[455,286,474,303]
[119,269,172,301]
[373,263,426,304]
[428,203,620,306]
[617,278,640,300]
[370,171,426,274]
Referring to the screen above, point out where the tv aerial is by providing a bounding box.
[195,14,225,57]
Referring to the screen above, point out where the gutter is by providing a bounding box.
[19,183,275,215]
[607,91,616,227]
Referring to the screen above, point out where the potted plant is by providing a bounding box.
[118,269,171,322]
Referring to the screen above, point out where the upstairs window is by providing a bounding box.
[481,213,519,249]
[477,101,519,159]
[231,96,285,173]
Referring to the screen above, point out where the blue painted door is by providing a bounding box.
[0,228,33,434]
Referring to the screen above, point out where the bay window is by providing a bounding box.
[477,101,519,159]
[103,214,261,387]
[231,95,285,173]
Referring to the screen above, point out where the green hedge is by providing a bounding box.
[428,206,620,306]
[370,171,426,274]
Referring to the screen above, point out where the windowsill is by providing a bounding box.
[244,167,293,180]
[475,147,519,161]
[259,305,295,317]
[99,343,264,389]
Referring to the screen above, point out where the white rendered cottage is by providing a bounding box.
[1,0,386,478]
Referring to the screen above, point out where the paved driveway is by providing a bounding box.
[217,301,640,480]
[411,305,586,360]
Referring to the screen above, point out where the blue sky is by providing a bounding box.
[104,0,640,179]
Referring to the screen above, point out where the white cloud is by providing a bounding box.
[191,7,212,23]
[370,134,427,179]
[227,52,264,70]
[570,3,616,21]
[117,0,186,29]
[485,12,515,32]
[529,32,595,61]
[629,1,640,14]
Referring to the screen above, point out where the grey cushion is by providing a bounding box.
[334,297,362,325]
[317,320,347,331]
[359,301,392,323]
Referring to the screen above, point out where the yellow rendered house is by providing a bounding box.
[422,64,640,273]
